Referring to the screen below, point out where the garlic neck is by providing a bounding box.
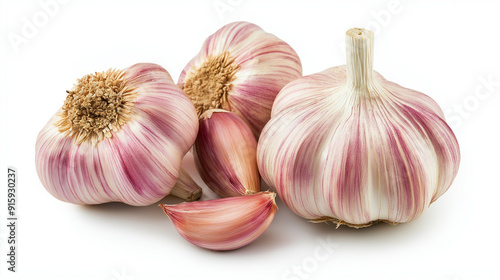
[345,28,375,96]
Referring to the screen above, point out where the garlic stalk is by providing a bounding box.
[194,109,260,197]
[36,63,200,206]
[160,192,277,251]
[178,21,302,137]
[257,28,460,227]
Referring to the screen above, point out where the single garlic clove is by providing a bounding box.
[194,109,260,197]
[169,168,202,202]
[257,28,460,227]
[159,192,277,251]
[178,21,302,138]
[35,63,200,206]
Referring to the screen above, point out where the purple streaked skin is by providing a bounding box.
[160,192,277,251]
[257,65,460,227]
[178,21,303,138]
[35,63,199,206]
[194,110,260,197]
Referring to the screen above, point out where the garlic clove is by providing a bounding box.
[257,28,460,227]
[159,192,277,251]
[178,21,302,138]
[194,109,260,197]
[36,63,199,206]
[169,168,202,202]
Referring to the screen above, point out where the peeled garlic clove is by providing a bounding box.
[160,192,277,251]
[178,21,302,137]
[36,63,200,206]
[257,28,460,227]
[194,109,260,197]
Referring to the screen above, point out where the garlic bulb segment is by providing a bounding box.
[35,63,199,206]
[194,109,260,197]
[178,21,302,138]
[170,168,202,202]
[160,191,277,251]
[257,28,460,227]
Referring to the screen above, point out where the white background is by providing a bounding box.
[1,0,499,279]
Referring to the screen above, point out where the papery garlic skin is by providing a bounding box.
[160,192,277,251]
[257,28,460,227]
[194,109,260,197]
[178,21,302,137]
[36,63,199,206]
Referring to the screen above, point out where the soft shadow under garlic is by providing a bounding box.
[74,194,188,239]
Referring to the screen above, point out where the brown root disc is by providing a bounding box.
[182,52,240,117]
[55,69,137,145]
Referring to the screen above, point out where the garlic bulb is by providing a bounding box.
[36,63,200,206]
[160,192,277,251]
[257,28,460,227]
[178,21,302,137]
[194,109,259,197]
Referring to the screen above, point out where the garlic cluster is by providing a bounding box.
[36,63,200,206]
[178,21,302,137]
[36,22,461,254]
[194,109,260,197]
[257,28,461,227]
[160,192,277,251]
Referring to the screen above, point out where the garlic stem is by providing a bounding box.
[345,28,375,94]
[170,168,202,201]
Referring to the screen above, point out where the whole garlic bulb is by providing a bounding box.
[36,63,199,206]
[178,21,302,137]
[257,28,460,227]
